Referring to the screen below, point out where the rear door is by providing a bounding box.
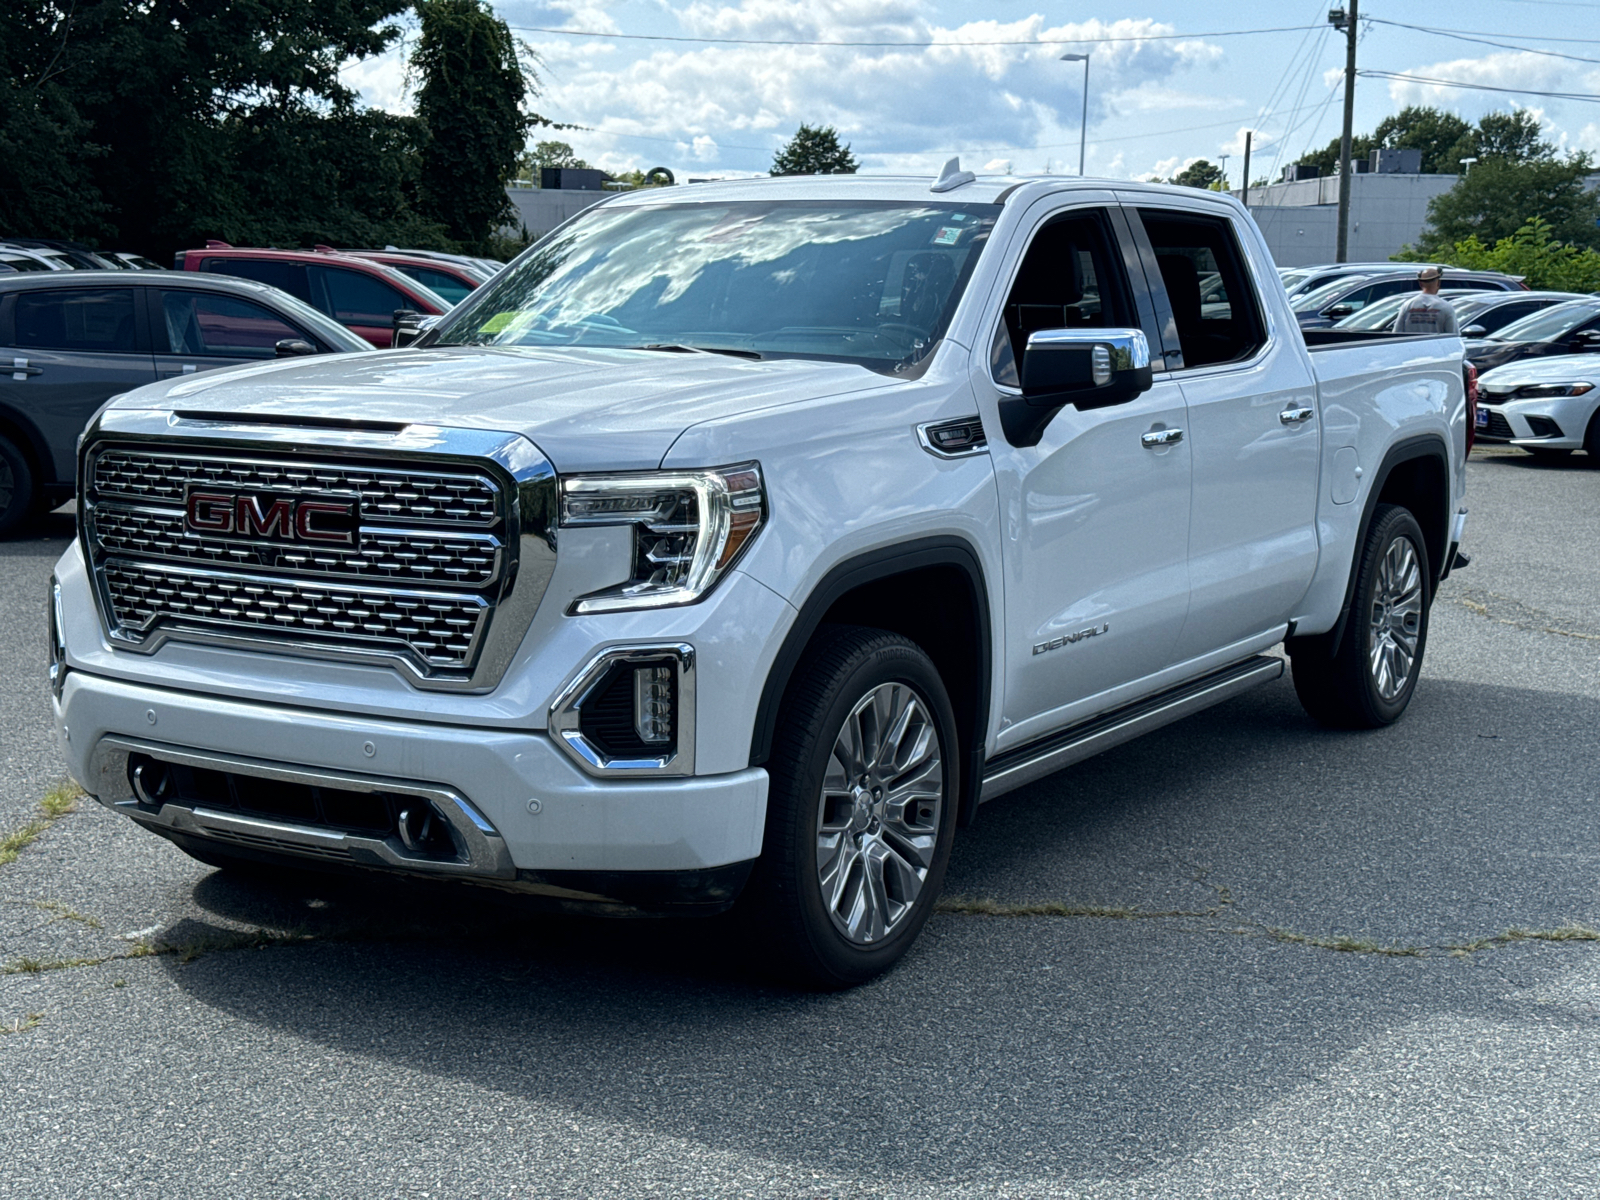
[151,287,321,379]
[1124,202,1321,663]
[978,197,1193,753]
[0,286,155,486]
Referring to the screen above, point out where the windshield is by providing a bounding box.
[431,199,1001,370]
[1491,300,1600,343]
[1292,276,1372,313]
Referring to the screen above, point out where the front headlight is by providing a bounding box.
[1515,383,1594,399]
[560,463,766,614]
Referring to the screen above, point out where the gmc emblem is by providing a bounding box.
[184,489,359,546]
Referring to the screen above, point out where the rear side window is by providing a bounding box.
[1138,210,1266,369]
[14,289,138,352]
[990,209,1134,388]
[201,258,312,304]
[161,291,306,357]
[310,266,408,326]
[396,265,473,306]
[1369,277,1420,303]
[1474,301,1541,333]
[1448,279,1501,292]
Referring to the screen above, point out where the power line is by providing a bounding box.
[1374,20,1600,44]
[1358,69,1600,101]
[506,23,1322,49]
[1367,17,1600,64]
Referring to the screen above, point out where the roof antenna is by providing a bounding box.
[930,157,976,194]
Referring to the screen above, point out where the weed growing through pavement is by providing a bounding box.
[2,1013,43,1035]
[0,781,84,867]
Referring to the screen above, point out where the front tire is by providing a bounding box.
[745,626,959,988]
[1289,503,1431,729]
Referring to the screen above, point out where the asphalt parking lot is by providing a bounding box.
[2,447,1598,1198]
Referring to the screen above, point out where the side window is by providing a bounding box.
[1450,279,1499,292]
[1369,278,1419,302]
[990,210,1134,389]
[1478,301,1538,332]
[310,266,408,326]
[201,258,312,304]
[399,266,474,306]
[161,291,306,358]
[1138,210,1266,369]
[14,289,138,353]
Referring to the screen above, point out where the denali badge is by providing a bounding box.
[184,489,359,546]
[1033,623,1109,656]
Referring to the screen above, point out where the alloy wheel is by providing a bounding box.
[1368,535,1423,701]
[814,682,944,946]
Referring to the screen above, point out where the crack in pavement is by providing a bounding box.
[1446,586,1600,642]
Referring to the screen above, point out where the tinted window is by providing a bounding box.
[1369,277,1420,302]
[395,265,474,305]
[311,266,409,326]
[1471,300,1541,334]
[14,289,138,352]
[1495,302,1600,344]
[1447,279,1501,291]
[1139,210,1266,369]
[990,210,1133,388]
[161,291,305,357]
[201,258,312,303]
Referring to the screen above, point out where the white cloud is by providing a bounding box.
[1383,51,1600,116]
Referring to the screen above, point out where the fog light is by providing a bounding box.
[634,664,674,745]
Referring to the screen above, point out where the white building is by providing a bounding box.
[1234,172,1459,267]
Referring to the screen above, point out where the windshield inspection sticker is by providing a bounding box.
[931,227,962,246]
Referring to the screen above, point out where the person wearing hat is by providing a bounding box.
[1394,266,1459,335]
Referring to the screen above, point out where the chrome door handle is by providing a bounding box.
[1279,406,1315,424]
[1141,428,1184,447]
[11,357,42,380]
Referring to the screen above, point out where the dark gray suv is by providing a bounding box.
[0,271,371,534]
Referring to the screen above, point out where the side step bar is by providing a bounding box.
[980,655,1284,803]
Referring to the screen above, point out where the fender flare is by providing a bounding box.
[747,535,993,828]
[1308,432,1451,658]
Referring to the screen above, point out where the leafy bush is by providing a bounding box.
[1426,217,1600,293]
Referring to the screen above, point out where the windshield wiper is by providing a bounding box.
[628,343,763,360]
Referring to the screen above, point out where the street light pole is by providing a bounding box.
[1061,53,1091,175]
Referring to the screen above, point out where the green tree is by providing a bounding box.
[1371,106,1473,173]
[771,124,858,175]
[1406,154,1600,257]
[1434,217,1600,292]
[413,0,540,253]
[513,140,591,183]
[1171,159,1224,189]
[1295,132,1376,178]
[1458,110,1554,164]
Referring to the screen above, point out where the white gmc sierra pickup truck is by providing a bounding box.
[48,168,1472,986]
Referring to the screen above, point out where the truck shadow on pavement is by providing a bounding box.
[149,675,1600,1185]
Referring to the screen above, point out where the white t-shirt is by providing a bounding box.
[1394,292,1459,336]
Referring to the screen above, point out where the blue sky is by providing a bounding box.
[341,0,1600,183]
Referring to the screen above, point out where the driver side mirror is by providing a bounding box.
[1461,325,1487,338]
[1324,303,1356,318]
[1001,328,1153,447]
[274,338,316,357]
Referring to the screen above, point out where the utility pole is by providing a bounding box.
[1219,154,1230,193]
[1241,131,1252,208]
[1332,0,1358,262]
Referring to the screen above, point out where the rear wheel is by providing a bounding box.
[744,625,959,988]
[0,435,35,538]
[1290,503,1431,729]
[1585,410,1600,462]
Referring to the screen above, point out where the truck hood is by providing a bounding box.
[1478,354,1600,392]
[109,346,893,471]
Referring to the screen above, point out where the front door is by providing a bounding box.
[153,287,321,379]
[977,202,1192,755]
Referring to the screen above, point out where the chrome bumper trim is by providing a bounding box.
[88,736,515,879]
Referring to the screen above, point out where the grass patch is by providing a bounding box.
[0,781,85,867]
[1,926,314,976]
[1267,928,1425,957]
[30,900,102,929]
[937,896,1224,920]
[2,1013,43,1035]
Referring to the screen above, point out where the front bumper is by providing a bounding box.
[1476,396,1597,449]
[56,671,768,905]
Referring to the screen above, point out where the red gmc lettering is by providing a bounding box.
[185,491,235,534]
[235,495,294,540]
[294,500,356,545]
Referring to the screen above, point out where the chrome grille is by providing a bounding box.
[91,506,500,586]
[104,560,487,667]
[79,426,556,691]
[92,450,498,525]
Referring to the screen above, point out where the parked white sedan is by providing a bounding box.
[1476,354,1600,459]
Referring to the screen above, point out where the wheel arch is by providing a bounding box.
[1305,432,1451,658]
[0,400,55,489]
[748,536,993,828]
